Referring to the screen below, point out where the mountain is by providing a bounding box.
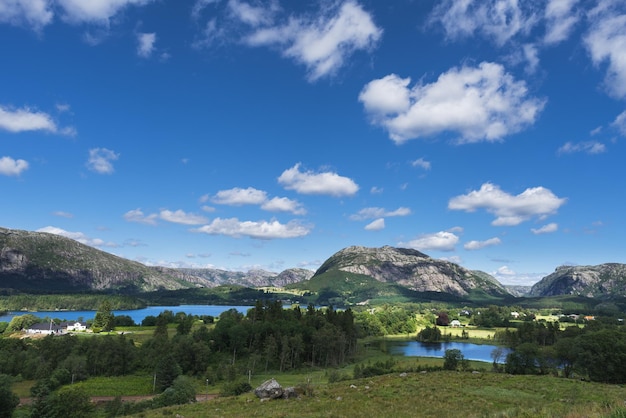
[294,245,510,303]
[172,267,313,288]
[529,264,626,297]
[0,227,313,293]
[0,227,195,292]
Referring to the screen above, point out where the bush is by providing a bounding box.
[220,381,252,397]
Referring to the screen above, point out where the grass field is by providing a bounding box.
[127,371,626,418]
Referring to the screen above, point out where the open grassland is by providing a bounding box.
[128,372,626,418]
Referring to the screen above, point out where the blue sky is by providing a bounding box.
[2,0,625,286]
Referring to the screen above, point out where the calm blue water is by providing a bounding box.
[386,340,510,363]
[0,305,255,324]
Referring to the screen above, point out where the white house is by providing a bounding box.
[450,319,462,328]
[65,321,88,332]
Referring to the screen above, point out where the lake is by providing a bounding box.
[385,340,510,363]
[0,304,256,324]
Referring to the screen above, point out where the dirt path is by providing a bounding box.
[20,394,218,406]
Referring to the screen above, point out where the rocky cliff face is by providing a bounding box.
[314,245,508,297]
[529,263,626,297]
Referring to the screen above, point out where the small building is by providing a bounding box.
[450,319,462,328]
[64,321,88,332]
[26,322,64,335]
[510,312,520,319]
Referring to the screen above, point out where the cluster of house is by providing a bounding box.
[25,321,90,335]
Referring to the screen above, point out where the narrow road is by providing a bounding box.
[20,393,218,406]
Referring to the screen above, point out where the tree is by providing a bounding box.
[443,349,465,371]
[436,312,450,326]
[0,374,19,418]
[417,326,441,343]
[154,353,182,392]
[93,301,114,332]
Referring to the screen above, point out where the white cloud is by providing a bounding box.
[0,156,28,176]
[364,218,385,231]
[192,0,219,19]
[0,0,53,30]
[428,0,539,46]
[544,0,581,45]
[194,217,311,239]
[278,163,359,197]
[57,0,155,24]
[159,209,208,225]
[123,208,158,225]
[531,222,558,234]
[496,265,516,276]
[349,206,411,221]
[359,62,545,144]
[212,187,268,205]
[261,197,307,215]
[464,237,502,250]
[210,186,305,215]
[612,110,626,136]
[522,43,540,73]
[584,3,626,98]
[245,1,382,81]
[448,183,566,226]
[87,148,119,174]
[53,211,74,218]
[36,226,116,248]
[411,157,431,170]
[228,0,277,27]
[557,141,606,155]
[137,32,156,58]
[0,106,59,133]
[399,231,460,252]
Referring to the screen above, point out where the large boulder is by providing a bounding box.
[254,378,283,400]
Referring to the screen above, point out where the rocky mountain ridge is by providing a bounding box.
[529,263,626,297]
[312,245,509,297]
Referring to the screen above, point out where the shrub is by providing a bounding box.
[220,381,252,397]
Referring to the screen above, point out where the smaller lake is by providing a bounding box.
[0,305,256,324]
[386,340,510,363]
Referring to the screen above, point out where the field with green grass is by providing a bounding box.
[127,371,626,418]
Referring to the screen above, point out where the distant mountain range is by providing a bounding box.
[2,226,626,302]
[0,227,311,293]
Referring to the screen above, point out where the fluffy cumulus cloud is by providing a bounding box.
[137,32,156,57]
[244,0,382,81]
[159,209,207,225]
[584,2,626,99]
[0,106,59,133]
[399,231,459,252]
[428,0,540,46]
[557,141,606,155]
[37,226,116,247]
[87,148,119,174]
[411,157,431,170]
[212,187,268,205]
[359,62,545,144]
[349,206,411,221]
[0,156,28,176]
[261,197,306,215]
[211,187,305,215]
[364,218,385,231]
[194,217,311,239]
[228,0,277,27]
[278,163,359,197]
[464,237,502,250]
[448,183,566,226]
[123,208,158,225]
[0,0,53,30]
[531,222,558,234]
